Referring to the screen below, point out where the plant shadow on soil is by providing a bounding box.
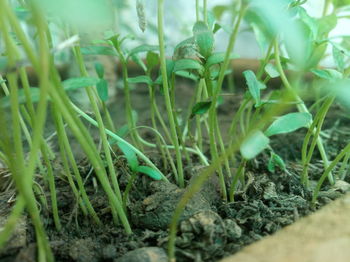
[1,81,350,262]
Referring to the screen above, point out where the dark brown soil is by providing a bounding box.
[1,80,350,262]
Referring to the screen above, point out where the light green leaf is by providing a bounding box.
[265,112,312,137]
[311,69,342,81]
[117,141,139,172]
[268,152,286,173]
[94,62,104,78]
[175,71,199,81]
[96,79,108,101]
[332,45,345,72]
[173,59,204,73]
[135,165,162,180]
[62,77,100,91]
[205,52,239,68]
[127,75,153,85]
[240,131,270,160]
[193,21,214,58]
[81,46,117,56]
[264,63,280,78]
[243,70,265,107]
[128,44,159,58]
[146,51,159,71]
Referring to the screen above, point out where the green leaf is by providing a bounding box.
[190,101,212,118]
[127,75,153,85]
[264,63,280,78]
[96,79,108,101]
[175,71,199,81]
[207,10,216,31]
[94,62,104,78]
[116,124,129,138]
[243,70,265,107]
[205,52,239,68]
[146,51,159,71]
[117,141,139,172]
[131,54,147,72]
[265,112,312,137]
[311,69,342,81]
[332,45,345,72]
[0,88,41,108]
[240,131,270,160]
[135,166,162,180]
[81,46,117,56]
[193,21,214,58]
[328,79,350,112]
[128,44,158,58]
[62,77,100,91]
[173,59,204,73]
[268,152,286,173]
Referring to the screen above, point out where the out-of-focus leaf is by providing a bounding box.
[135,166,162,180]
[128,44,158,58]
[265,63,280,78]
[240,131,270,160]
[127,75,153,85]
[146,51,159,71]
[332,45,345,72]
[117,141,139,172]
[175,71,199,81]
[96,79,108,101]
[311,69,342,81]
[265,112,312,137]
[173,59,204,73]
[81,46,117,56]
[243,70,265,107]
[62,77,100,91]
[94,62,105,78]
[193,21,214,58]
[205,52,239,68]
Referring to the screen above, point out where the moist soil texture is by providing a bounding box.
[1,82,350,262]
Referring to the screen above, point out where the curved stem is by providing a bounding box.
[274,39,334,184]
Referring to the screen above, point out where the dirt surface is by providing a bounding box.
[220,192,350,262]
[1,80,350,262]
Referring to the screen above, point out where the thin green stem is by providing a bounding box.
[158,0,184,187]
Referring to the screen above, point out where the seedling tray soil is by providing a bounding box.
[1,85,349,262]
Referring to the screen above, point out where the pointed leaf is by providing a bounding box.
[240,131,270,160]
[146,51,159,71]
[173,59,203,73]
[205,52,239,68]
[311,69,342,81]
[135,165,162,180]
[193,21,214,58]
[81,46,117,56]
[243,70,265,107]
[128,44,158,58]
[264,63,280,78]
[96,79,108,101]
[190,101,212,118]
[62,77,100,91]
[127,75,153,85]
[94,62,105,78]
[117,141,139,172]
[265,112,312,137]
